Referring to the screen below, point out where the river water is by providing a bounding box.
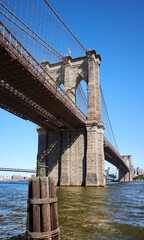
[0,181,144,240]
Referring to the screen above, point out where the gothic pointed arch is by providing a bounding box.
[75,73,88,116]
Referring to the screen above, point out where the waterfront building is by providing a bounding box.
[11,174,28,180]
[138,168,144,175]
[136,167,140,175]
[134,167,144,176]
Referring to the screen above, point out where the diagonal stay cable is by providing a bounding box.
[44,0,87,52]
[78,83,88,107]
[0,11,62,59]
[1,3,63,59]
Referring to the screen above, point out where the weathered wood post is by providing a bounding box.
[49,178,60,240]
[26,177,60,240]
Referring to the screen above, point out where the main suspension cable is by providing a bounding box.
[100,86,119,153]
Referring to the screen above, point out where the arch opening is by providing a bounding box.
[60,83,64,91]
[75,79,88,116]
[126,159,129,168]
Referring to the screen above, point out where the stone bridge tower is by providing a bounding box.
[119,155,133,182]
[37,50,105,186]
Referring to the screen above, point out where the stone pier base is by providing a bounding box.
[119,155,133,182]
[86,124,105,186]
[119,170,133,182]
[37,126,105,186]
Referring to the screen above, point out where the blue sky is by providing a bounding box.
[0,0,144,176]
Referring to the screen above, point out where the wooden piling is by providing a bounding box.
[26,177,60,240]
[40,177,51,240]
[32,177,41,234]
[27,178,33,240]
[49,177,60,240]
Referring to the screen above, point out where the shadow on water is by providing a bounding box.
[0,182,144,240]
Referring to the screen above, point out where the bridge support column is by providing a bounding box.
[119,155,133,182]
[60,130,71,185]
[86,50,105,186]
[86,124,105,186]
[37,127,86,186]
[119,170,127,182]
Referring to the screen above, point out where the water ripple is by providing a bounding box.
[0,181,144,239]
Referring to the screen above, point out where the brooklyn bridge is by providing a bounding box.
[0,0,133,186]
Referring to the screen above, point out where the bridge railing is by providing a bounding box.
[0,21,86,123]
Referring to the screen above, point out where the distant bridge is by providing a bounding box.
[0,168,36,173]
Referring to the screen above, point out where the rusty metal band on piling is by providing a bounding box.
[28,197,57,205]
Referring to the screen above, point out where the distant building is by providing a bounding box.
[12,174,23,180]
[138,168,144,175]
[134,167,144,176]
[24,176,29,180]
[0,175,11,181]
[136,167,140,175]
[12,174,28,180]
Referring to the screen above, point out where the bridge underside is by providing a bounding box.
[104,137,129,173]
[0,25,86,131]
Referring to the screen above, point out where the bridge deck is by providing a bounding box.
[104,137,129,172]
[0,22,86,131]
